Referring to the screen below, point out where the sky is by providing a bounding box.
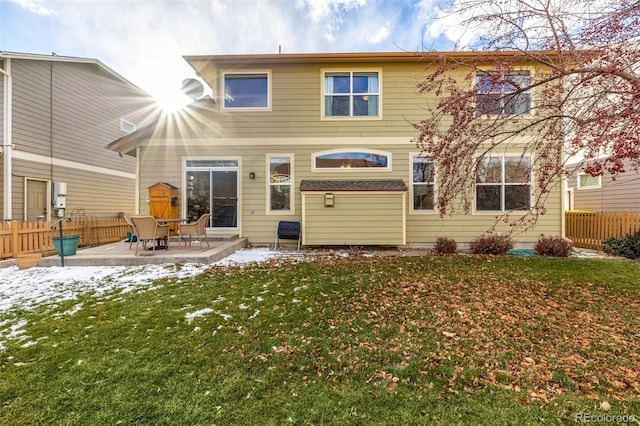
[0,0,463,111]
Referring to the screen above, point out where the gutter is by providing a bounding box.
[0,59,12,220]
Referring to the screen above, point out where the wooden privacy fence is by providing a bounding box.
[0,217,129,260]
[565,210,640,250]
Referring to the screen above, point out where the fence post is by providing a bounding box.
[623,209,629,234]
[11,221,19,258]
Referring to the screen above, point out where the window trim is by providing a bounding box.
[266,153,294,215]
[321,68,382,120]
[474,68,533,117]
[577,172,602,190]
[473,154,533,214]
[221,70,272,111]
[410,153,437,214]
[120,118,136,133]
[312,148,391,172]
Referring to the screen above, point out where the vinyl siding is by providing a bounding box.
[137,137,563,247]
[569,162,640,211]
[302,192,405,245]
[11,158,135,218]
[5,58,157,220]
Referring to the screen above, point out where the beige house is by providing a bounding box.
[108,52,564,248]
[0,52,159,221]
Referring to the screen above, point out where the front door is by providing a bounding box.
[26,179,48,221]
[185,160,239,229]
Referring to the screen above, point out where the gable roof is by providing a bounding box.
[0,51,148,96]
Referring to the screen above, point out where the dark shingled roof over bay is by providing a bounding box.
[299,180,407,192]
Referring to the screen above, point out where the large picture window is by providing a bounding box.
[475,70,531,116]
[323,71,379,118]
[268,155,293,212]
[313,150,389,170]
[223,72,269,109]
[476,156,532,212]
[412,156,436,211]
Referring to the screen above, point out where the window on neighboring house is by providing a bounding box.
[475,70,531,115]
[120,119,136,133]
[412,155,436,211]
[224,72,269,109]
[476,156,532,211]
[313,150,389,170]
[268,155,292,212]
[323,71,379,118]
[577,173,601,189]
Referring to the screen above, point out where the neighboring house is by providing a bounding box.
[0,52,159,221]
[108,51,564,248]
[565,158,640,211]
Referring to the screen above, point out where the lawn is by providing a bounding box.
[1,254,639,425]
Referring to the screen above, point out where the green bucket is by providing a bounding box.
[53,236,80,256]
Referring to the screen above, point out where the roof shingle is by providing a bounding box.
[299,179,407,192]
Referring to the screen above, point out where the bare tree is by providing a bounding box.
[414,0,640,231]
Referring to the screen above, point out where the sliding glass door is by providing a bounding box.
[185,160,238,229]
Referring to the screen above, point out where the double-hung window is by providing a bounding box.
[412,155,436,211]
[476,156,532,212]
[268,155,293,212]
[223,72,270,109]
[323,71,380,118]
[475,70,531,115]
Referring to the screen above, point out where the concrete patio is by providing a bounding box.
[37,235,248,267]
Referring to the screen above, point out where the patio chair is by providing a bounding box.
[130,215,170,256]
[123,214,137,249]
[274,221,301,251]
[178,213,211,248]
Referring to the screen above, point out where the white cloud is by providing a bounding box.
[9,0,56,15]
[368,22,391,44]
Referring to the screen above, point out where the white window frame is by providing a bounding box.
[312,148,391,172]
[475,69,533,116]
[577,172,602,190]
[321,69,382,120]
[222,70,272,111]
[410,154,437,213]
[267,154,294,214]
[474,155,533,213]
[120,118,136,133]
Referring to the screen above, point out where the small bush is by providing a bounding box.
[433,236,457,255]
[534,235,574,257]
[469,234,514,255]
[603,232,640,259]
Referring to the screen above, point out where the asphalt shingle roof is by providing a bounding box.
[299,179,407,192]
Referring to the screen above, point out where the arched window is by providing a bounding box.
[313,149,390,171]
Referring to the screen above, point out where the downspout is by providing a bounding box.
[0,59,12,220]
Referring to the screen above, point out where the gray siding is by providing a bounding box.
[569,165,640,212]
[5,58,158,220]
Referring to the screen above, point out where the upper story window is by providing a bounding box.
[476,155,532,212]
[323,71,380,118]
[313,149,390,170]
[223,72,270,109]
[475,70,531,116]
[412,155,436,211]
[120,119,136,133]
[577,173,601,189]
